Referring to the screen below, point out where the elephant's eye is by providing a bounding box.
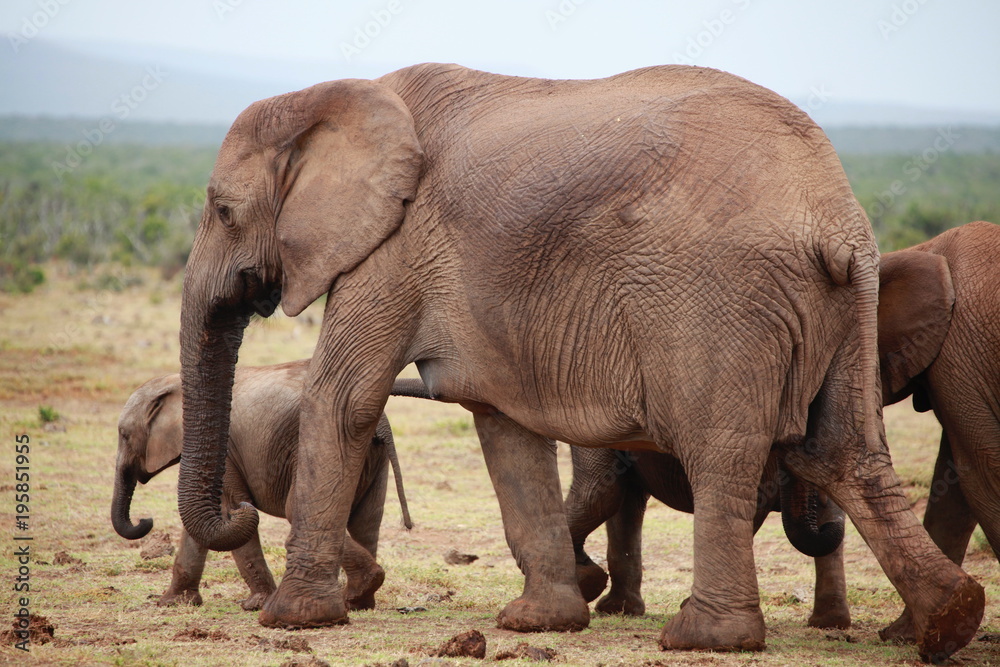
[216,204,233,228]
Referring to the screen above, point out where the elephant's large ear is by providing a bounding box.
[877,250,955,405]
[274,80,424,316]
[145,389,183,475]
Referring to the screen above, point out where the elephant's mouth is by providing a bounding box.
[240,269,282,317]
[138,455,182,484]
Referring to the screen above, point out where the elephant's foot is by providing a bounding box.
[240,590,272,612]
[157,589,202,607]
[496,583,590,632]
[346,562,385,611]
[808,593,851,630]
[259,576,348,629]
[575,561,609,603]
[879,607,916,644]
[595,588,645,616]
[913,574,984,663]
[659,596,765,652]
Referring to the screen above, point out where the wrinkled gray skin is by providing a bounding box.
[566,448,849,629]
[568,230,977,640]
[177,63,983,658]
[111,360,421,611]
[875,221,1000,643]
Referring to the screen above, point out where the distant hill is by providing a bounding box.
[823,126,1000,155]
[0,115,228,146]
[4,39,1000,130]
[2,115,999,156]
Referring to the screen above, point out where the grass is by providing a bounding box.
[0,263,998,666]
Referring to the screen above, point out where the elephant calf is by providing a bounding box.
[112,360,425,611]
[566,448,850,629]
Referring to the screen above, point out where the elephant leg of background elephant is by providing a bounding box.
[347,454,389,560]
[597,484,648,616]
[880,432,978,643]
[231,532,278,611]
[659,437,770,652]
[786,358,983,662]
[342,536,385,611]
[564,447,628,604]
[807,498,850,629]
[158,528,207,607]
[475,413,590,632]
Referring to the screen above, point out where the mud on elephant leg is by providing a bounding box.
[596,484,647,616]
[476,413,590,632]
[787,352,983,662]
[158,528,207,607]
[659,436,771,652]
[880,433,976,644]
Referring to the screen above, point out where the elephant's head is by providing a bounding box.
[179,80,424,551]
[111,375,184,540]
[877,249,955,406]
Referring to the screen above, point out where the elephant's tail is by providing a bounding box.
[381,421,413,530]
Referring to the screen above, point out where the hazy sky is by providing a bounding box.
[3,0,999,113]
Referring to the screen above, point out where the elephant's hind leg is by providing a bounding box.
[658,432,771,652]
[476,413,590,632]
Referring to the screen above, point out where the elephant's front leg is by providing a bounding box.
[259,383,389,628]
[157,528,207,607]
[475,413,590,632]
[231,533,277,611]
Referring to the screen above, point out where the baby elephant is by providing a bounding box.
[111,359,427,611]
[566,448,849,629]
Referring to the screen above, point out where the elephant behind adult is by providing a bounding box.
[876,220,1000,641]
[567,447,851,629]
[112,360,425,610]
[175,63,982,658]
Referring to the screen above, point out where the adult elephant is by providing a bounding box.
[566,242,961,632]
[176,63,982,659]
[877,221,1000,642]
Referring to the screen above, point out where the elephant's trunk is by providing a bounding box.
[177,274,259,552]
[779,462,844,558]
[111,448,153,540]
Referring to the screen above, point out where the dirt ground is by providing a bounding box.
[0,265,998,666]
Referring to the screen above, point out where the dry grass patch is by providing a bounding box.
[0,266,997,666]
